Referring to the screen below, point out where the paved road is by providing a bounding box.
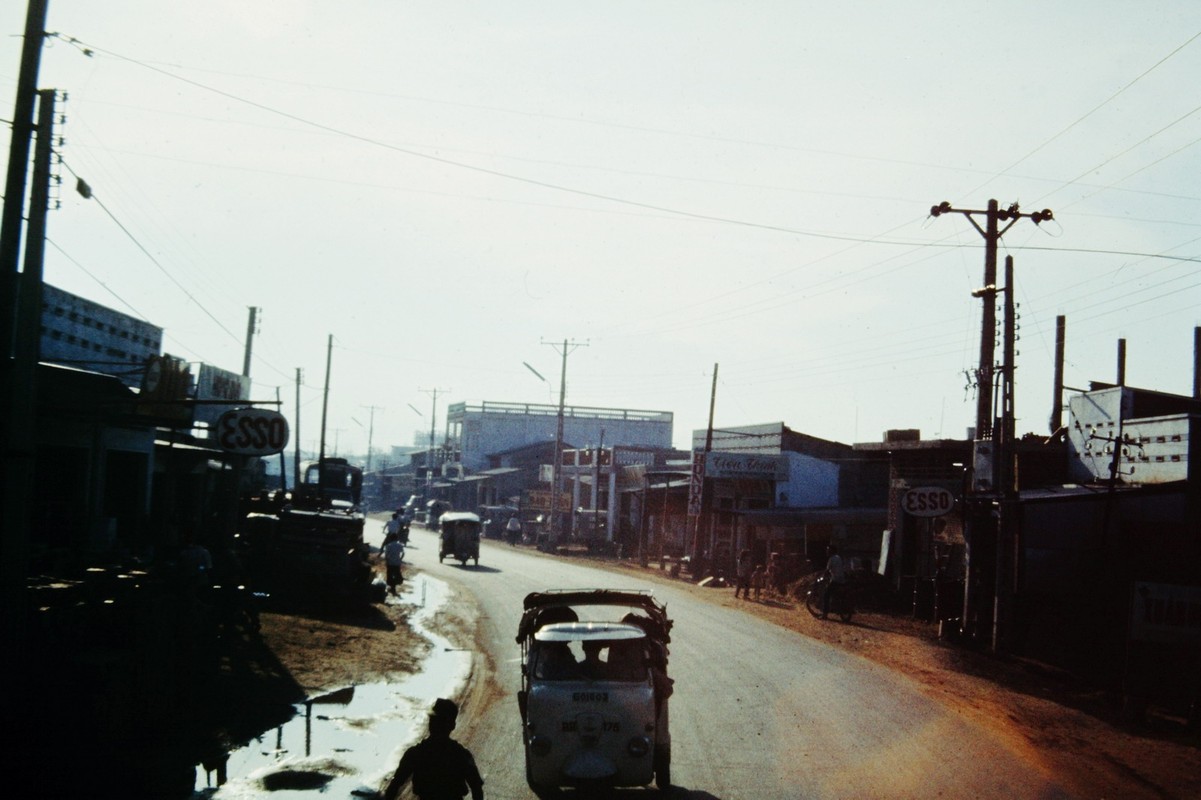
[403,526,1073,799]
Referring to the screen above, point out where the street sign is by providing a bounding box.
[687,451,705,517]
[215,408,290,456]
[901,486,955,517]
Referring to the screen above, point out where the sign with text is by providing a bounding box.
[687,451,706,517]
[527,489,572,512]
[901,486,956,517]
[215,408,290,456]
[1131,582,1201,645]
[194,363,251,427]
[703,452,786,481]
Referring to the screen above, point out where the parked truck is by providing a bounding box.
[240,458,380,602]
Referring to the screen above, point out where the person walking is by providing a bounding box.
[751,564,765,601]
[733,549,753,599]
[822,544,848,619]
[504,515,522,546]
[384,698,485,800]
[765,552,781,598]
[383,534,405,595]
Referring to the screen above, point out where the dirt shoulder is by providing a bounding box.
[597,558,1200,800]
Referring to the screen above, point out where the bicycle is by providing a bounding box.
[805,574,854,622]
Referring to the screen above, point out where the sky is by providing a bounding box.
[3,2,1201,458]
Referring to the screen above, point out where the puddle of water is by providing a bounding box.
[193,575,471,799]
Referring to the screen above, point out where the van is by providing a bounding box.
[517,590,673,795]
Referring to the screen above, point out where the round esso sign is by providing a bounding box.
[216,408,290,456]
[902,486,955,517]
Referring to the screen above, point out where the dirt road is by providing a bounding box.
[256,537,1199,799]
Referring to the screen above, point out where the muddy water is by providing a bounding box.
[192,575,471,798]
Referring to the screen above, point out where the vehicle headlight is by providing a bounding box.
[530,736,552,757]
[626,736,651,757]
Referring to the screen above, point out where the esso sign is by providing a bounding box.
[902,486,955,518]
[216,408,290,456]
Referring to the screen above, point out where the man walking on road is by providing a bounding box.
[384,698,484,800]
[733,548,753,599]
[383,535,405,595]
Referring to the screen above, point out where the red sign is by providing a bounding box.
[215,408,290,456]
[687,451,706,517]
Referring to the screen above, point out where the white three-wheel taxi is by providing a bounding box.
[516,589,674,796]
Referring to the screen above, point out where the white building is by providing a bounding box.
[447,400,673,472]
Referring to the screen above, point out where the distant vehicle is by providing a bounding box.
[438,511,481,566]
[479,504,520,539]
[516,590,674,796]
[425,499,453,529]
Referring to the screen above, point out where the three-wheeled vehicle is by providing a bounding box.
[516,590,674,796]
[438,511,481,566]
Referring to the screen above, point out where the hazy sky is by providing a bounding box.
[4,2,1201,456]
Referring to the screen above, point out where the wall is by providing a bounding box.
[778,450,840,507]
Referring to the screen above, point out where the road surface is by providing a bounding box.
[405,526,1072,799]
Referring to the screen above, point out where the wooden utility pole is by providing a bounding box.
[931,200,1052,651]
[242,306,259,377]
[1050,315,1066,433]
[0,0,48,360]
[419,388,448,498]
[690,364,718,568]
[361,404,381,473]
[994,255,1018,652]
[294,368,302,488]
[319,334,332,463]
[542,338,587,542]
[930,200,1053,439]
[0,0,49,673]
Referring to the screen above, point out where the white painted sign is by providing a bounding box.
[901,486,955,517]
[215,408,290,456]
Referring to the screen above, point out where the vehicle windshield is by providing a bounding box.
[531,638,647,682]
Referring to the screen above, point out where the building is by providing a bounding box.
[40,284,162,388]
[1009,382,1201,709]
[447,400,673,472]
[690,422,889,582]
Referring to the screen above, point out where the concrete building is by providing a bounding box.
[690,422,889,581]
[446,400,673,472]
[40,284,162,388]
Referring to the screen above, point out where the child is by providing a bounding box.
[751,564,765,600]
[765,553,780,598]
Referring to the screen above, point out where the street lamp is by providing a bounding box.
[524,361,552,403]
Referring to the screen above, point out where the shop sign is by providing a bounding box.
[704,452,785,481]
[687,451,705,516]
[902,486,955,517]
[215,408,290,456]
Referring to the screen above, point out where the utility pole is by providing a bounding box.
[277,387,288,491]
[420,388,448,498]
[693,363,718,570]
[0,0,49,674]
[0,0,48,361]
[361,405,380,473]
[932,200,1050,651]
[319,334,332,464]
[1050,316,1066,433]
[293,368,302,489]
[993,254,1019,652]
[242,306,259,377]
[542,338,587,543]
[930,200,1052,440]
